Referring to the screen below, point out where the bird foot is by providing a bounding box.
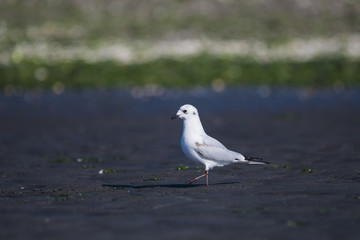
[187,170,209,186]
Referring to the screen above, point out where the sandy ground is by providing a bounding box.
[0,88,359,240]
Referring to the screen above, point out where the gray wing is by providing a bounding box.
[201,134,226,148]
[195,134,243,163]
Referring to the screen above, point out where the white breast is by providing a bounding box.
[181,136,201,163]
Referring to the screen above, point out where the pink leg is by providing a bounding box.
[188,170,209,186]
[206,171,209,186]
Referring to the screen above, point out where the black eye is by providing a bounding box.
[183,110,187,113]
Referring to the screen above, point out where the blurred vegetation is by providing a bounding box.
[1,0,359,43]
[0,0,360,91]
[1,55,359,92]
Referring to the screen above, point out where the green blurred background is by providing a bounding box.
[1,0,360,93]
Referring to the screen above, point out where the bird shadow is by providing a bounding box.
[103,181,241,189]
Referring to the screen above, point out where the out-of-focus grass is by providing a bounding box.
[1,0,359,44]
[1,1,359,91]
[1,55,359,92]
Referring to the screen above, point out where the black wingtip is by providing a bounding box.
[245,156,270,164]
[245,156,262,161]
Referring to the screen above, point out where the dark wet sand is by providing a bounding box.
[1,88,360,240]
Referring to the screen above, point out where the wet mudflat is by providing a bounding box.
[0,88,359,240]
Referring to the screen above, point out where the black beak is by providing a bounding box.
[171,114,179,120]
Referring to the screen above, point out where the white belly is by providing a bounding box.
[181,138,199,162]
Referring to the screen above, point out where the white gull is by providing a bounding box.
[172,104,268,186]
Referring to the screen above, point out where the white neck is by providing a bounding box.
[182,115,206,137]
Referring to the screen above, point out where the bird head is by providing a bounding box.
[171,104,199,120]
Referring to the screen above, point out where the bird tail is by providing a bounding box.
[245,156,269,165]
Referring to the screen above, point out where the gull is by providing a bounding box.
[171,104,269,186]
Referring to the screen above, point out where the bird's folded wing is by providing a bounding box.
[194,134,240,162]
[195,144,239,163]
[201,134,226,148]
